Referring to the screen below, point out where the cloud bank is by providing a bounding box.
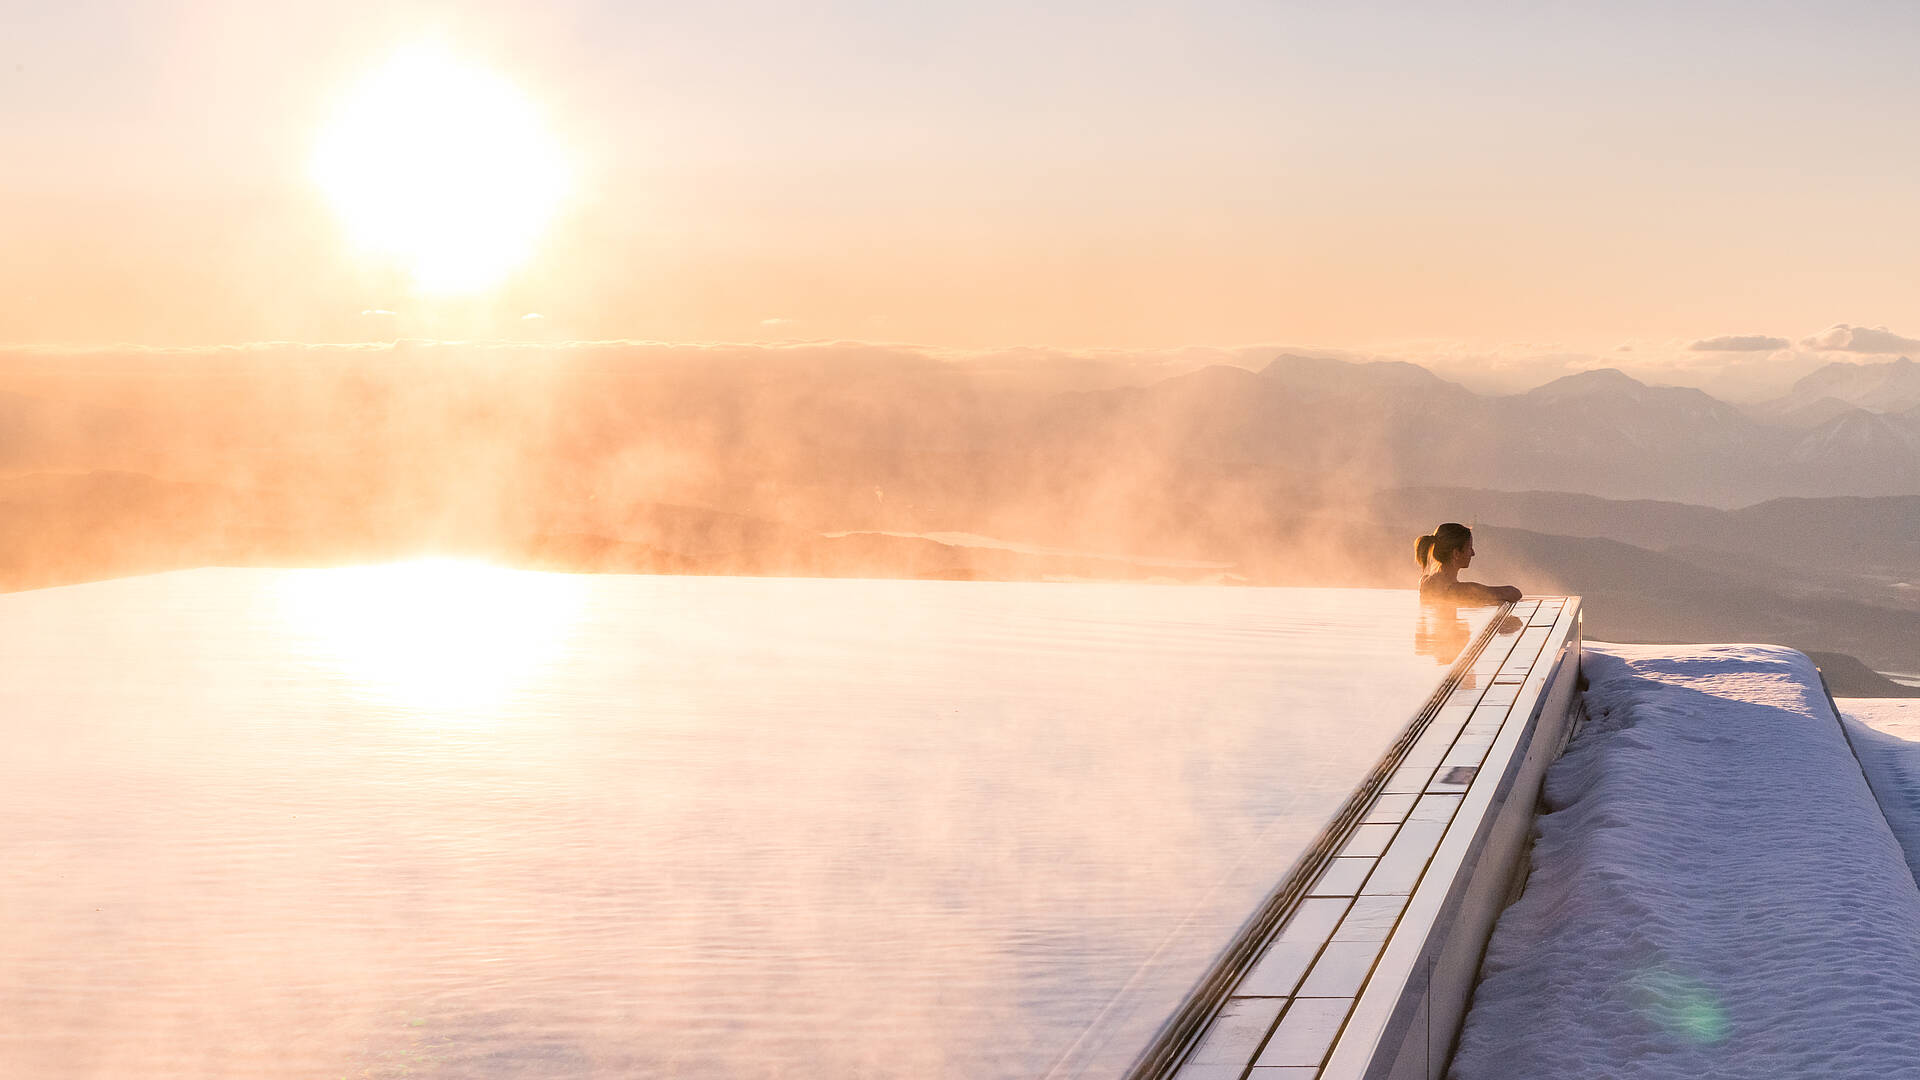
[1689,335,1790,352]
[1801,325,1920,354]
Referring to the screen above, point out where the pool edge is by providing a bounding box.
[1329,597,1585,1080]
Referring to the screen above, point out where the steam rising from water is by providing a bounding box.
[0,340,1442,594]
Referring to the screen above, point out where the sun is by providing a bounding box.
[313,45,571,295]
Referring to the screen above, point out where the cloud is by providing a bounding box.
[521,312,544,320]
[1801,324,1920,353]
[761,317,795,327]
[360,308,396,317]
[1688,335,1789,352]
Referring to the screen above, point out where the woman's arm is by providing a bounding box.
[1453,581,1522,605]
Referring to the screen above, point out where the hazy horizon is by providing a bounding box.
[10,0,1920,397]
[7,330,1920,402]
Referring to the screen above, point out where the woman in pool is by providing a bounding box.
[1417,522,1522,605]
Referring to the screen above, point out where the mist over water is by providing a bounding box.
[0,568,1486,1079]
[8,338,1920,673]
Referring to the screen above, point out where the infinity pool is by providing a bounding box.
[0,567,1491,1079]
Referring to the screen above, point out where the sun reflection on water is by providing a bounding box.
[273,559,587,713]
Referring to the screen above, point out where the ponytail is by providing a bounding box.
[1417,522,1472,571]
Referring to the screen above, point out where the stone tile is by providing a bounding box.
[1362,821,1446,895]
[1450,722,1498,747]
[1276,897,1350,943]
[1469,700,1511,725]
[1427,765,1479,793]
[1441,730,1496,768]
[1498,659,1544,681]
[1499,631,1552,672]
[1308,857,1373,897]
[1499,654,1546,679]
[1331,894,1408,941]
[1362,793,1416,824]
[1403,718,1462,769]
[1462,711,1507,740]
[1477,682,1520,707]
[1172,1065,1253,1080]
[1469,646,1512,675]
[1407,793,1462,824]
[1239,941,1319,997]
[1338,823,1397,859]
[1298,940,1379,997]
[1253,997,1351,1068]
[1384,765,1432,794]
[1186,997,1286,1065]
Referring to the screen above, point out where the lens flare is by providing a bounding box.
[1629,966,1730,1045]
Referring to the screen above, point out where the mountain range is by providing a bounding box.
[1028,354,1920,507]
[5,344,1920,688]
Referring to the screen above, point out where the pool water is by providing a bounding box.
[0,567,1489,1079]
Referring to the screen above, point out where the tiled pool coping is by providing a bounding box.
[1155,597,1584,1080]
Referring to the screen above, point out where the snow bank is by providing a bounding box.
[1451,644,1920,1080]
[1840,698,1920,743]
[1840,699,1920,889]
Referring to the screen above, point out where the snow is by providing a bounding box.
[1840,698,1920,742]
[1838,699,1920,889]
[1451,644,1920,1080]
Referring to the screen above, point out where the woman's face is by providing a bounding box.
[1451,540,1475,570]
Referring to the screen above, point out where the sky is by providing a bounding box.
[5,0,1920,392]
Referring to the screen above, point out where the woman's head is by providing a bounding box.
[1416,522,1474,571]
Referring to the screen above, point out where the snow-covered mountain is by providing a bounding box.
[1765,356,1920,416]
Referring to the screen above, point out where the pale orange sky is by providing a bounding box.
[5,0,1920,379]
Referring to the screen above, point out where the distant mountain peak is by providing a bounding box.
[1544,367,1640,387]
[1524,368,1648,402]
[1789,407,1920,468]
[1260,353,1364,377]
[1156,363,1266,391]
[1258,353,1465,394]
[1784,354,1920,414]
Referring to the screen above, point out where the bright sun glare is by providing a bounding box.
[275,559,586,714]
[313,45,570,295]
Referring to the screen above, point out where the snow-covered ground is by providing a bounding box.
[1839,699,1920,892]
[1451,644,1920,1079]
[1841,698,1920,742]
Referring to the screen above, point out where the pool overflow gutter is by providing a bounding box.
[1142,597,1584,1080]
